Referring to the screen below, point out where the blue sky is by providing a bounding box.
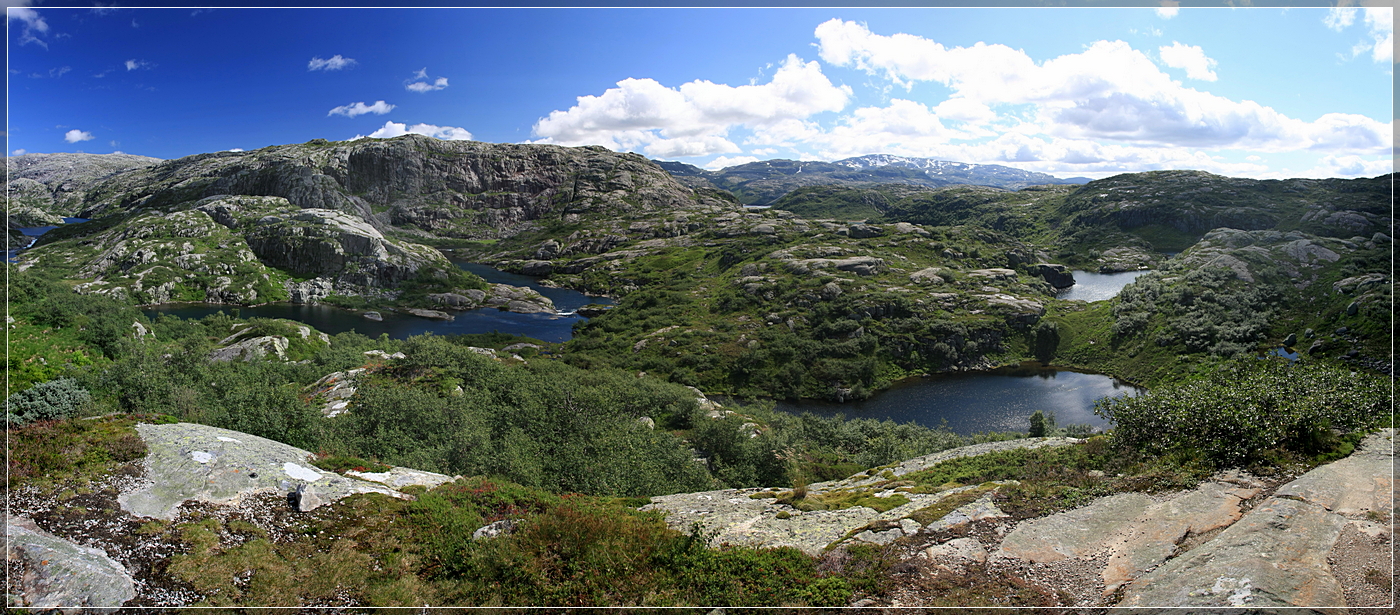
[6,6,1393,179]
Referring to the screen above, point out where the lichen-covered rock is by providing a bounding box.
[208,335,289,362]
[118,423,406,520]
[6,515,136,613]
[7,152,161,217]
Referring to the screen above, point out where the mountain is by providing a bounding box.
[656,155,1085,206]
[6,152,162,227]
[833,154,1087,187]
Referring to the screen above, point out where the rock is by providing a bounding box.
[118,423,405,519]
[208,335,289,362]
[427,293,479,309]
[923,537,988,565]
[1273,429,1393,516]
[519,260,554,276]
[1307,340,1325,354]
[1346,301,1358,316]
[1099,482,1258,595]
[363,311,383,321]
[130,321,153,339]
[472,519,521,540]
[1332,273,1387,294]
[501,343,542,352]
[1000,492,1156,563]
[6,515,136,613]
[577,304,611,317]
[305,368,365,417]
[637,416,655,430]
[1117,497,1345,608]
[1032,263,1075,289]
[920,492,1010,533]
[1304,327,1314,339]
[291,483,324,512]
[848,224,883,239]
[751,224,776,235]
[404,308,454,320]
[1282,332,1297,347]
[344,466,458,490]
[908,267,947,285]
[968,268,1018,281]
[820,282,843,299]
[285,278,336,304]
[791,256,884,277]
[535,240,561,259]
[1334,326,1348,335]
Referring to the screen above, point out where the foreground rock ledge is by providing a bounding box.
[5,515,136,614]
[117,422,455,519]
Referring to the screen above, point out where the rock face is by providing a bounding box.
[6,515,137,613]
[25,195,466,305]
[1118,429,1393,608]
[643,437,1081,555]
[118,422,418,520]
[1032,263,1075,289]
[76,136,726,239]
[6,152,161,216]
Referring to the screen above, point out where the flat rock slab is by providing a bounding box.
[119,422,404,520]
[6,515,135,613]
[1275,429,1393,515]
[1118,497,1345,609]
[345,467,458,490]
[1100,482,1257,595]
[1000,492,1155,563]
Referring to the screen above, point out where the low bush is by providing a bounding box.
[6,377,92,426]
[1095,359,1388,467]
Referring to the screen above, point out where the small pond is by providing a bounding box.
[774,363,1144,436]
[143,263,613,343]
[1056,270,1151,302]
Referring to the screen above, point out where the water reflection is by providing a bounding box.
[1056,270,1151,302]
[774,364,1143,436]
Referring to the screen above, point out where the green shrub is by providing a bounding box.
[7,377,91,426]
[1095,359,1388,467]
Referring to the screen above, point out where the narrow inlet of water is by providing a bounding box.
[1056,270,1151,302]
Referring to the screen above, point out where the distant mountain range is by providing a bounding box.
[656,154,1089,205]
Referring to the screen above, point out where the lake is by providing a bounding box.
[774,364,1144,436]
[6,217,88,263]
[1056,270,1151,302]
[143,262,613,343]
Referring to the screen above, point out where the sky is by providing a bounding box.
[5,5,1394,180]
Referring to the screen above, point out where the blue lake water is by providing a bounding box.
[143,262,613,343]
[1056,270,1151,302]
[6,217,88,262]
[775,364,1144,435]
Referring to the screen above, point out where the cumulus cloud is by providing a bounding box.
[12,149,26,156]
[361,121,473,141]
[225,148,244,152]
[1158,42,1217,81]
[328,100,395,117]
[1155,6,1179,19]
[533,54,851,158]
[813,20,1391,154]
[125,59,152,71]
[406,69,449,92]
[308,55,356,71]
[1363,8,1392,63]
[703,155,760,170]
[8,7,49,48]
[1304,154,1393,178]
[64,129,94,143]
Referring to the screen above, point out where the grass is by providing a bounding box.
[4,414,154,490]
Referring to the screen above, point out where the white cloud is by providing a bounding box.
[406,77,449,93]
[12,148,26,156]
[64,129,94,143]
[703,155,760,170]
[1158,42,1218,81]
[1324,7,1357,32]
[8,6,49,48]
[533,54,851,158]
[814,20,1390,154]
[1155,6,1179,19]
[125,59,152,71]
[1363,8,1392,63]
[225,148,244,152]
[328,100,395,118]
[1298,154,1393,178]
[362,121,473,141]
[308,55,356,71]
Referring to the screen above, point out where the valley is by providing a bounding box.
[5,136,1392,610]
